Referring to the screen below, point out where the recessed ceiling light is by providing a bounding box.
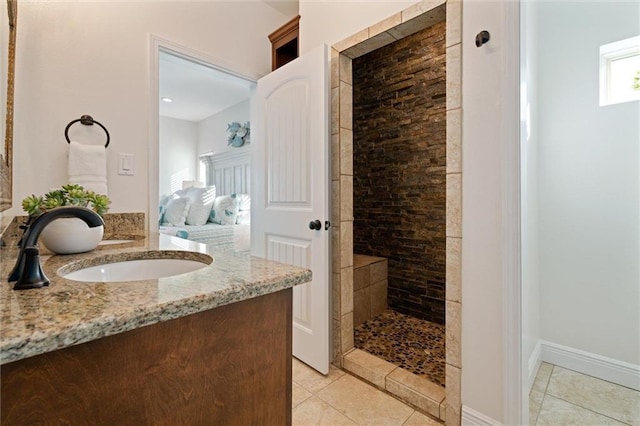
[161,97,173,103]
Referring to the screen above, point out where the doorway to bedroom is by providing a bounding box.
[157,50,255,251]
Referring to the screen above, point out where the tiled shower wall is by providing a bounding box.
[352,22,447,324]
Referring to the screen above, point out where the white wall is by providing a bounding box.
[299,0,412,54]
[159,116,197,198]
[197,100,251,156]
[536,1,640,365]
[461,0,519,420]
[10,1,291,216]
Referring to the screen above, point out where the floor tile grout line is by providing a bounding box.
[542,365,553,394]
[532,392,547,426]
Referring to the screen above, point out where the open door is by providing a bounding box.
[251,45,330,374]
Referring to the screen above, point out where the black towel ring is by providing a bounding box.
[65,115,110,148]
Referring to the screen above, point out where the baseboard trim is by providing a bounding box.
[461,406,502,426]
[527,341,542,392]
[541,340,640,391]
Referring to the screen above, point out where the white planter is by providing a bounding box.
[40,217,104,254]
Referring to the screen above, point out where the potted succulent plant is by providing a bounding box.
[21,184,111,254]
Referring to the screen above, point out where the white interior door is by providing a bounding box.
[251,45,330,374]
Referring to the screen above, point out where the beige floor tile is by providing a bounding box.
[536,395,625,426]
[546,367,640,425]
[293,357,346,394]
[532,362,553,393]
[293,382,313,408]
[529,390,544,425]
[402,410,442,425]
[317,374,414,425]
[293,396,358,426]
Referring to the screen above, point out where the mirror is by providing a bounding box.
[0,0,16,212]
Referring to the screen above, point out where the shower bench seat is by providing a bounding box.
[353,254,388,327]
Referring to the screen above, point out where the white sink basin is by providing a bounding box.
[62,257,210,282]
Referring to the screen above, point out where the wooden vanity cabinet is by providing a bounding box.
[1,289,293,425]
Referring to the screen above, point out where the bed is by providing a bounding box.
[159,150,251,251]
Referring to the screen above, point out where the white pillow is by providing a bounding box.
[184,186,216,226]
[209,194,239,225]
[162,197,190,226]
[236,210,251,224]
[235,193,251,211]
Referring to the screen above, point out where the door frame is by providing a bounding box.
[147,35,259,232]
[329,0,464,422]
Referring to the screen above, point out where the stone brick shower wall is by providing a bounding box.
[352,21,446,324]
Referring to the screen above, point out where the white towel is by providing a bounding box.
[68,141,108,195]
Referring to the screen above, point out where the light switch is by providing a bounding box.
[118,153,134,176]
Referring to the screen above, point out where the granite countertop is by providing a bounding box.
[0,233,311,365]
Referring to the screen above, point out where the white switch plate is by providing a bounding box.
[118,153,134,176]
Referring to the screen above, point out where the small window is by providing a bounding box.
[600,35,640,106]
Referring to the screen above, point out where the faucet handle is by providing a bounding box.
[13,247,50,290]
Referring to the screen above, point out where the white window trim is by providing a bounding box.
[599,35,640,106]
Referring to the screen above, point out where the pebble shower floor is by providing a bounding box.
[354,309,446,387]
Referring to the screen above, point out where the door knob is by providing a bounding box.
[309,220,322,230]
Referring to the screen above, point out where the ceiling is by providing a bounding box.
[158,1,298,122]
[159,52,254,122]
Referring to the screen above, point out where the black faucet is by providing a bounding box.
[7,206,105,290]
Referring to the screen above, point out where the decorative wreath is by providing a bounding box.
[226,121,251,147]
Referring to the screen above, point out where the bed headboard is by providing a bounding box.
[211,150,250,195]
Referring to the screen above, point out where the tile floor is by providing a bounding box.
[293,357,442,425]
[530,362,640,425]
[354,310,446,386]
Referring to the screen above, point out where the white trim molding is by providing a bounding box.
[527,340,542,392]
[541,340,640,391]
[502,0,523,424]
[462,406,503,426]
